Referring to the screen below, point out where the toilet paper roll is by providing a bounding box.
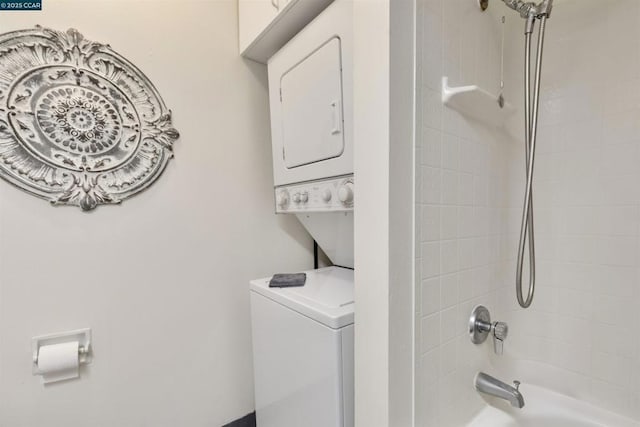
[37,341,79,384]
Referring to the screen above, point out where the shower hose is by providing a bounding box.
[516,14,547,308]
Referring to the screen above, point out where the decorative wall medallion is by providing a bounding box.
[0,26,179,211]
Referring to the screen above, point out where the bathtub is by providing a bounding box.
[467,383,640,427]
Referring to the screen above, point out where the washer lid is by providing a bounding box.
[250,266,354,329]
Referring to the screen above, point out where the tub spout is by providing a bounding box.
[475,372,525,408]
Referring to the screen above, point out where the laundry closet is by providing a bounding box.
[239,1,355,426]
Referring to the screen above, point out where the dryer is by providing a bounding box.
[267,0,354,268]
[267,0,352,186]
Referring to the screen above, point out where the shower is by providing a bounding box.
[502,0,554,308]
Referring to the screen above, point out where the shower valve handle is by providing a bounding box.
[492,321,509,355]
[469,306,510,355]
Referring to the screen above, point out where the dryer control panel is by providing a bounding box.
[275,175,354,213]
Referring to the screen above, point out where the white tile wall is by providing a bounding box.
[418,0,640,424]
[415,0,520,426]
[497,0,640,421]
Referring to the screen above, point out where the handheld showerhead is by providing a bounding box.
[502,0,536,18]
[501,0,553,19]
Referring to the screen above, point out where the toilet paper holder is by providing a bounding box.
[32,328,92,372]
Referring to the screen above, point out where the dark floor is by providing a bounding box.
[222,412,256,427]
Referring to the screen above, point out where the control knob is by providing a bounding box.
[338,182,354,205]
[293,192,301,204]
[276,190,289,208]
[300,191,309,203]
[322,188,332,202]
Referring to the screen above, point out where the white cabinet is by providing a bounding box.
[238,0,334,64]
[238,0,280,54]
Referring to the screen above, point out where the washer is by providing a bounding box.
[250,266,354,427]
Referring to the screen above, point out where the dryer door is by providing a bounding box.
[280,37,344,169]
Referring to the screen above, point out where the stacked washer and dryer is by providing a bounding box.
[249,1,355,426]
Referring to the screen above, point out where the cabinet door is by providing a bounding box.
[280,37,345,169]
[239,0,280,52]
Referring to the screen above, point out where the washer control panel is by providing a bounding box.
[275,175,354,213]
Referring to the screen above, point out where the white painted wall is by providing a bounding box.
[354,0,415,426]
[389,0,416,425]
[353,1,391,424]
[0,1,313,426]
